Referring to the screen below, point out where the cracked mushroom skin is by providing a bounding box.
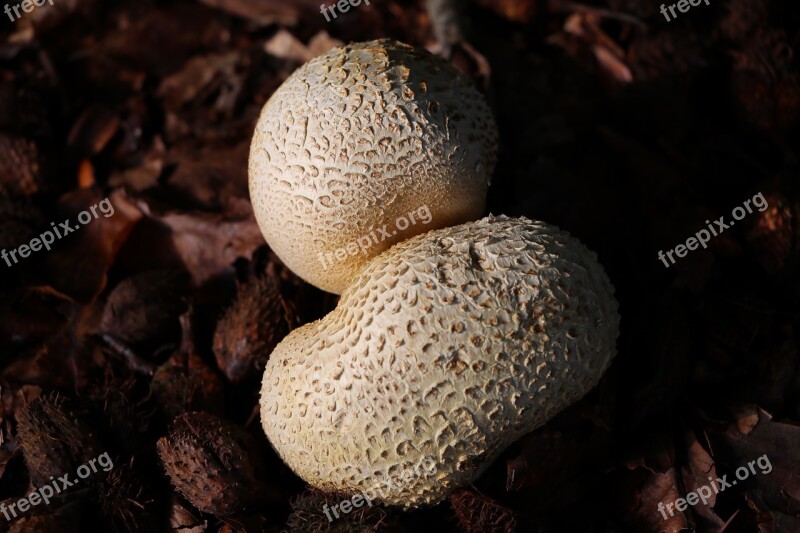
[249,39,498,294]
[260,215,620,507]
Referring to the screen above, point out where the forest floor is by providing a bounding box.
[0,0,799,531]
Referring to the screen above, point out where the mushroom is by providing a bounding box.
[260,215,620,507]
[249,39,498,294]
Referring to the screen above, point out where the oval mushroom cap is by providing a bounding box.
[260,215,620,507]
[249,39,498,294]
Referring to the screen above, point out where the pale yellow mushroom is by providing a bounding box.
[260,215,620,507]
[249,39,498,294]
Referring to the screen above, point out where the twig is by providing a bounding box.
[100,334,157,376]
[550,0,647,30]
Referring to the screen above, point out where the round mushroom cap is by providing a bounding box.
[249,39,498,294]
[260,215,620,507]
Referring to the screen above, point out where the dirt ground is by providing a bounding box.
[0,0,799,531]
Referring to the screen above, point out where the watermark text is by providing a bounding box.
[1,451,114,522]
[2,197,115,268]
[658,454,772,520]
[322,458,437,522]
[318,204,431,271]
[658,192,767,268]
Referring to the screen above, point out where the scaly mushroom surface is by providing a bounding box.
[249,39,498,294]
[260,215,620,506]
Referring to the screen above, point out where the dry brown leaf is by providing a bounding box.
[681,433,725,528]
[164,140,250,212]
[158,53,241,111]
[637,469,690,532]
[562,12,633,83]
[67,105,120,157]
[157,210,264,287]
[709,408,800,518]
[735,406,762,437]
[44,189,143,303]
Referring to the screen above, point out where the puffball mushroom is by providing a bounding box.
[260,215,620,507]
[249,39,498,294]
